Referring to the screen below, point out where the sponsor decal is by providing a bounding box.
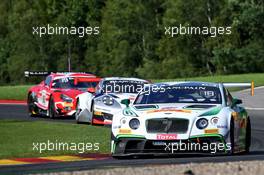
[156,134,177,140]
[164,86,207,90]
[204,129,219,134]
[62,102,73,107]
[118,128,131,134]
[94,111,103,116]
[217,125,227,129]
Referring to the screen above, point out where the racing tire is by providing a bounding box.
[90,101,95,125]
[229,118,235,155]
[75,99,81,124]
[48,97,57,119]
[27,93,38,117]
[245,117,251,153]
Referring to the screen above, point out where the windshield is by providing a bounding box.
[134,85,222,104]
[51,77,99,89]
[101,80,146,94]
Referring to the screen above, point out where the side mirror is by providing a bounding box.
[121,99,130,107]
[87,87,95,93]
[232,98,242,107]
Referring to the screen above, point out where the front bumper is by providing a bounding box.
[55,102,75,116]
[112,134,228,156]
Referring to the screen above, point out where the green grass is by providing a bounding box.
[0,85,32,100]
[0,120,110,159]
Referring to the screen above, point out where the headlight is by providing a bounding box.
[129,118,140,130]
[211,117,219,125]
[196,118,208,129]
[60,94,73,103]
[103,96,114,106]
[120,117,127,125]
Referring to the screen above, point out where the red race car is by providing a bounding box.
[26,71,101,118]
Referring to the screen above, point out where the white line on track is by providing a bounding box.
[239,85,264,92]
[245,107,264,110]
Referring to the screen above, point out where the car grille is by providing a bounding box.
[146,118,189,133]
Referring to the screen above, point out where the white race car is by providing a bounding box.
[111,81,253,157]
[75,77,149,125]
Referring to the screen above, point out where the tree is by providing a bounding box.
[209,0,264,74]
[96,0,164,77]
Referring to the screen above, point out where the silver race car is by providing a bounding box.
[75,77,149,125]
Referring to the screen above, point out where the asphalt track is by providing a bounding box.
[0,104,74,123]
[0,90,264,174]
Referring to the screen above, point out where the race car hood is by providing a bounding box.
[133,103,222,116]
[128,103,223,140]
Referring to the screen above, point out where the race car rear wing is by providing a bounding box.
[24,71,94,77]
[223,82,254,96]
[24,71,50,77]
